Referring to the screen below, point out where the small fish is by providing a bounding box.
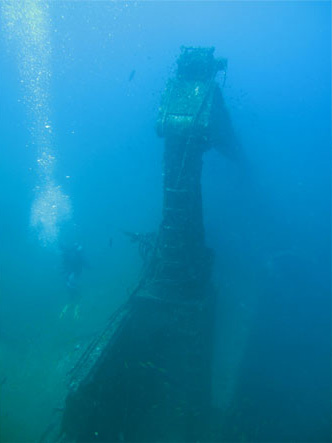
[109,238,113,248]
[128,69,136,82]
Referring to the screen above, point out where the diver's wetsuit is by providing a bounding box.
[60,243,86,303]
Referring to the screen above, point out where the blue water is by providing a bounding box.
[0,2,330,441]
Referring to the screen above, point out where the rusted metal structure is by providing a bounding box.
[56,46,239,442]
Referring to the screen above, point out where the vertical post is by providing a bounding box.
[57,47,236,443]
[153,136,207,297]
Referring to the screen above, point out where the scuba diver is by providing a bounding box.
[59,241,88,319]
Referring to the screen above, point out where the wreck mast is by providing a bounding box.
[59,46,237,443]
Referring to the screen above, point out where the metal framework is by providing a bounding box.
[52,46,238,443]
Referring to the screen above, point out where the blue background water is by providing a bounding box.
[0,1,330,441]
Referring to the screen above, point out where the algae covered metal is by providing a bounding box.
[57,46,239,442]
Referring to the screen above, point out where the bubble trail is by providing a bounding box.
[1,0,72,246]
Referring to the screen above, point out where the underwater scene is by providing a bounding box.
[0,1,331,442]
